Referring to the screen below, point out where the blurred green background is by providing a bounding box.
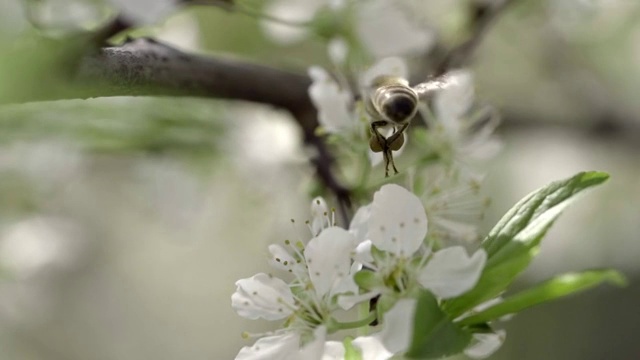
[0,0,638,359]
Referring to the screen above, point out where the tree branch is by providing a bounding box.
[75,38,351,223]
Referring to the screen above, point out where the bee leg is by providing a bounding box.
[382,149,390,177]
[387,148,399,175]
[370,121,389,150]
[386,123,408,175]
[370,121,393,177]
[386,123,409,148]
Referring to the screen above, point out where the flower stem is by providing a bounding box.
[327,311,377,332]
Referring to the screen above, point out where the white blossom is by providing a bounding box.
[340,184,486,308]
[367,184,428,257]
[418,246,487,299]
[308,66,355,134]
[420,167,489,244]
[236,326,334,360]
[232,197,360,359]
[260,0,321,45]
[423,70,502,167]
[232,273,295,321]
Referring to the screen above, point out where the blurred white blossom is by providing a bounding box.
[0,216,87,326]
[420,70,501,168]
[260,0,325,45]
[308,66,355,134]
[0,216,85,279]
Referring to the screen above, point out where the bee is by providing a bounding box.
[366,74,456,177]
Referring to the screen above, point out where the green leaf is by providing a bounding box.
[458,270,626,326]
[406,290,472,359]
[444,171,609,316]
[484,171,609,258]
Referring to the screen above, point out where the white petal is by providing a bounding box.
[361,57,408,88]
[349,205,371,244]
[260,0,317,45]
[337,290,381,311]
[355,0,435,58]
[368,184,428,257]
[311,196,330,236]
[297,326,328,360]
[354,240,374,265]
[308,67,355,134]
[418,247,486,299]
[231,273,295,320]
[268,244,299,273]
[378,298,416,354]
[305,227,355,297]
[322,341,345,360]
[235,333,300,360]
[464,330,506,359]
[352,336,393,360]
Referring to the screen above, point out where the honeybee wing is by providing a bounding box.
[412,73,460,100]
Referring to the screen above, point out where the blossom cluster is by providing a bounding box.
[232,184,504,359]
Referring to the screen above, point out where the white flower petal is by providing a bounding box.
[311,196,330,236]
[322,341,346,360]
[349,205,371,244]
[418,247,486,299]
[368,184,428,257]
[352,335,394,360]
[378,298,416,354]
[298,326,328,360]
[464,330,506,359]
[337,290,381,311]
[354,239,374,265]
[361,57,408,88]
[260,0,318,45]
[268,244,303,275]
[232,273,295,320]
[305,227,355,297]
[235,332,300,360]
[308,67,355,134]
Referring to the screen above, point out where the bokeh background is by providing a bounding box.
[0,0,638,359]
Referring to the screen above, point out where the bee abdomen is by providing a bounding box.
[368,77,419,124]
